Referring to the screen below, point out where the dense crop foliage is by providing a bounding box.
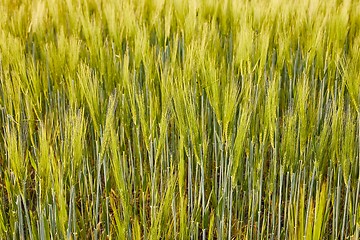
[1,0,360,239]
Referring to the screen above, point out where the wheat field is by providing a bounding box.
[0,0,360,239]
